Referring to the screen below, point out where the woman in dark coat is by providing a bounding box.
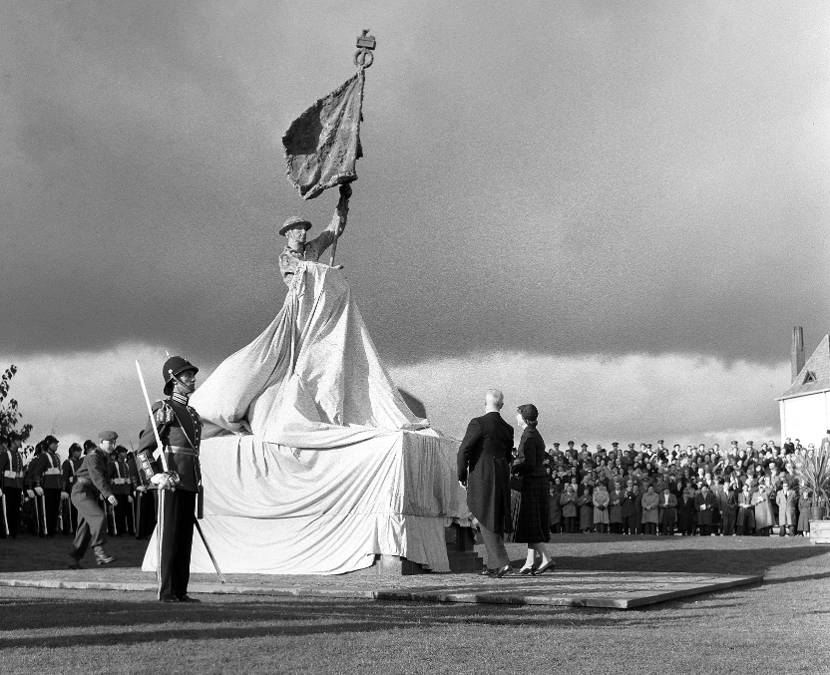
[511,404,554,575]
[796,488,812,535]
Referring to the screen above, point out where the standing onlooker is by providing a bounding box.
[608,480,623,534]
[622,483,642,535]
[695,483,716,536]
[678,485,697,536]
[720,479,738,536]
[578,486,594,533]
[457,389,514,577]
[641,484,659,535]
[560,484,577,533]
[548,478,563,534]
[592,482,610,533]
[796,487,812,536]
[511,404,554,575]
[659,487,678,535]
[737,482,756,535]
[753,481,775,536]
[775,481,797,537]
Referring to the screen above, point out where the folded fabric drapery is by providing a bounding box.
[191,261,429,448]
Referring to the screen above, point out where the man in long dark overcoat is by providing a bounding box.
[457,389,514,576]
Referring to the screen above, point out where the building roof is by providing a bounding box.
[779,334,830,400]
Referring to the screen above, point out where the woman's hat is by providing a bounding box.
[517,403,538,423]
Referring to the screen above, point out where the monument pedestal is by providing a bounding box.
[373,524,482,575]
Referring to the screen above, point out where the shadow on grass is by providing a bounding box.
[0,596,730,648]
[513,545,829,577]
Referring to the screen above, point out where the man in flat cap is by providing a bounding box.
[69,430,120,568]
[136,355,203,603]
[278,184,351,287]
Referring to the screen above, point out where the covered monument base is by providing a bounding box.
[142,429,476,575]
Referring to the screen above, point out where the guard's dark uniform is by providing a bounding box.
[70,447,116,562]
[136,357,202,603]
[0,444,25,538]
[26,442,62,536]
[61,454,83,534]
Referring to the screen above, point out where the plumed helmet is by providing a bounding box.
[278,216,312,236]
[162,356,199,395]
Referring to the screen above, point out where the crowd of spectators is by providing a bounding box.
[506,437,823,539]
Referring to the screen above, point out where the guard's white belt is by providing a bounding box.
[44,468,61,475]
[3,471,20,479]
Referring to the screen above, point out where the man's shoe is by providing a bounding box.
[493,564,512,578]
[479,567,491,576]
[68,554,82,570]
[177,595,201,603]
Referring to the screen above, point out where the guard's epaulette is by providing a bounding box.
[153,400,174,425]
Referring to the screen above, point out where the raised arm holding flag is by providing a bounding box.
[280,30,375,268]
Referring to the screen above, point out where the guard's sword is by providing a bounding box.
[1,493,8,537]
[135,361,169,471]
[39,492,48,536]
[193,517,225,583]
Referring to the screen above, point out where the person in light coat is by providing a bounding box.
[640,484,659,535]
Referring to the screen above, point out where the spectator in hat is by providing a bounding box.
[512,404,555,575]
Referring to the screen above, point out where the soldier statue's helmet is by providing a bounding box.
[162,356,199,395]
[278,216,312,237]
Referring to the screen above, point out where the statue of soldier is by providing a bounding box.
[68,430,120,568]
[135,356,203,603]
[277,183,351,287]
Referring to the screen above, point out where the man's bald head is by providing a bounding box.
[484,389,504,412]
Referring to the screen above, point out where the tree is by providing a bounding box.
[0,365,32,443]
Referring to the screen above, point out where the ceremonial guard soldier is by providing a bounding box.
[136,356,203,603]
[111,445,136,535]
[133,431,156,539]
[26,436,63,536]
[69,430,120,567]
[0,433,26,538]
[60,443,84,534]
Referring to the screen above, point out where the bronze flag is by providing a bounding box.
[282,70,365,200]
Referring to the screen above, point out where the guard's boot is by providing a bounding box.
[93,546,115,565]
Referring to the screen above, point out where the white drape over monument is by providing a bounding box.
[142,262,467,575]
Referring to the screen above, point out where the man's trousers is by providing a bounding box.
[157,489,196,601]
[70,487,107,558]
[478,523,509,569]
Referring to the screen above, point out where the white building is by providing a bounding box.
[778,327,830,447]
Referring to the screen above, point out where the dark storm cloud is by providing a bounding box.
[2,2,829,368]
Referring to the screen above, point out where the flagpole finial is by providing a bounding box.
[354,29,376,70]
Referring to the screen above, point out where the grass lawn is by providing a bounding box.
[1,533,829,673]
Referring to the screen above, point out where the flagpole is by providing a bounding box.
[329,30,374,267]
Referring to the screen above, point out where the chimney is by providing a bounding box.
[791,326,805,382]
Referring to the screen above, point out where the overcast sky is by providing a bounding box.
[2,2,828,447]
